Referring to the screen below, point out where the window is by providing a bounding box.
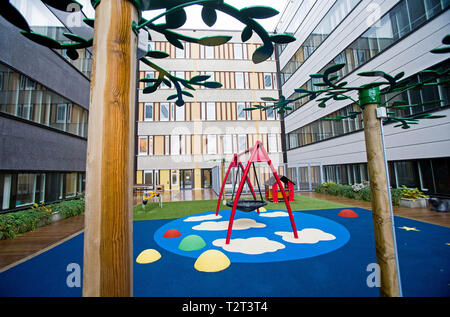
[175,71,185,79]
[264,73,273,89]
[170,103,175,121]
[176,104,185,121]
[176,47,184,58]
[1,174,12,210]
[144,171,153,186]
[234,43,243,59]
[165,135,170,155]
[144,103,153,121]
[160,103,169,121]
[16,173,36,207]
[144,71,154,87]
[56,104,67,123]
[272,73,277,90]
[235,72,244,89]
[171,135,179,155]
[268,134,277,153]
[266,104,275,120]
[207,135,217,154]
[138,136,148,155]
[222,135,232,154]
[237,103,246,120]
[65,173,77,198]
[238,135,247,152]
[148,136,153,155]
[206,102,215,120]
[180,135,186,155]
[171,170,178,186]
[203,46,214,59]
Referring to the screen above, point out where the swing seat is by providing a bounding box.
[226,199,267,212]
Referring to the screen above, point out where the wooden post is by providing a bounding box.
[83,0,138,297]
[360,87,400,297]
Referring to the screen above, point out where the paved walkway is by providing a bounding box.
[1,190,448,271]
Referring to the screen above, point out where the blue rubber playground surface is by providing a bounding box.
[0,207,449,297]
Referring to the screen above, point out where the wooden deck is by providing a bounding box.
[1,190,448,272]
[299,192,450,228]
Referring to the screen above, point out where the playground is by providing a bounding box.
[0,200,449,297]
[0,143,449,297]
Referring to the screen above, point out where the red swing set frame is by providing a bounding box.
[215,141,299,244]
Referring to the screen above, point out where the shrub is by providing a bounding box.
[315,182,401,206]
[399,185,428,201]
[0,197,85,240]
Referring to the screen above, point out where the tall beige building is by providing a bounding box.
[135,29,282,191]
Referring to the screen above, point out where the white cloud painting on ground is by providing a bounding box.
[275,229,336,244]
[213,237,285,255]
[192,218,266,231]
[183,213,222,222]
[258,211,289,218]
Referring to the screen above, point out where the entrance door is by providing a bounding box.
[181,169,193,189]
[202,169,212,188]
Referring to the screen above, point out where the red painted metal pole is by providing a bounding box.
[215,159,234,216]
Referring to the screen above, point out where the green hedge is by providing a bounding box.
[0,197,85,240]
[315,182,402,206]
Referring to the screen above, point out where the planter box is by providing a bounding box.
[51,211,63,222]
[400,198,428,208]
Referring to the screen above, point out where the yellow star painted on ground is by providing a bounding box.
[398,226,420,232]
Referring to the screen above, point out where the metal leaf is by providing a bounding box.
[323,63,346,76]
[164,8,187,29]
[189,75,211,83]
[20,31,62,49]
[2,2,31,32]
[269,34,296,44]
[41,0,83,11]
[252,43,273,64]
[241,26,253,42]
[66,48,79,60]
[83,18,94,28]
[201,81,222,89]
[63,32,88,43]
[240,6,279,19]
[201,5,217,27]
[198,35,232,46]
[146,50,170,58]
[165,33,184,49]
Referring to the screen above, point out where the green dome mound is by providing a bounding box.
[178,234,206,251]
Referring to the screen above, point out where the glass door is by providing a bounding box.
[181,169,193,189]
[202,169,212,188]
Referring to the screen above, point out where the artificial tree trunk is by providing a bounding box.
[360,87,400,297]
[83,0,138,297]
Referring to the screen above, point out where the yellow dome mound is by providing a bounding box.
[258,207,267,212]
[136,249,162,264]
[194,249,231,273]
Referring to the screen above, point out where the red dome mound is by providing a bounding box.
[338,209,358,218]
[163,229,181,238]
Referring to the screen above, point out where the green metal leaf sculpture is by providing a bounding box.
[246,35,449,129]
[2,0,296,105]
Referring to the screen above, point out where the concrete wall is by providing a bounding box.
[0,115,86,172]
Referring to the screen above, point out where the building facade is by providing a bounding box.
[136,29,283,191]
[276,0,450,197]
[0,0,92,212]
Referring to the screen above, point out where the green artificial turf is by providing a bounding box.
[133,194,350,221]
